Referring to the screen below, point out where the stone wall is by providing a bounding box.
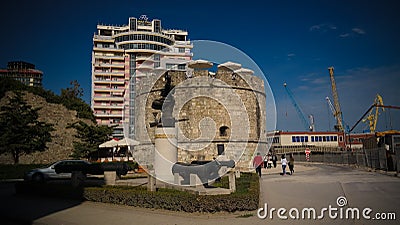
[134,66,267,170]
[0,91,92,164]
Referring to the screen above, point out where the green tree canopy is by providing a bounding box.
[61,80,95,122]
[68,121,113,159]
[0,92,54,164]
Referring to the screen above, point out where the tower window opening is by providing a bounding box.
[219,126,229,137]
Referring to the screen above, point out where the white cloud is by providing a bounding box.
[310,23,337,32]
[310,24,321,31]
[352,28,366,35]
[287,53,295,57]
[339,33,350,38]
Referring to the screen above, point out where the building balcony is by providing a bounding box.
[93,35,114,42]
[93,71,124,75]
[93,89,125,95]
[93,79,125,85]
[94,55,124,60]
[94,63,125,68]
[111,63,125,68]
[93,47,124,52]
[135,55,155,62]
[175,40,191,45]
[136,65,154,71]
[93,104,124,109]
[124,49,160,54]
[95,113,123,118]
[109,80,125,85]
[93,96,124,101]
[93,86,125,91]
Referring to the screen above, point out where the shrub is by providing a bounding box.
[84,173,259,213]
[13,171,259,213]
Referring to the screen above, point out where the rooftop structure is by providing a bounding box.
[0,61,43,87]
[91,15,193,138]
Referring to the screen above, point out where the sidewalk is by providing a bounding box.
[260,161,316,176]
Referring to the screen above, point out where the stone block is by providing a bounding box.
[228,171,236,192]
[104,171,116,185]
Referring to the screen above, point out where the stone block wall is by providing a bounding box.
[134,66,267,170]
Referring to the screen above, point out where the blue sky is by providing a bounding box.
[1,0,399,132]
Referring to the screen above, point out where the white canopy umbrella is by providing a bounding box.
[99,139,119,148]
[117,138,140,146]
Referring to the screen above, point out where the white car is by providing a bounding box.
[24,160,90,182]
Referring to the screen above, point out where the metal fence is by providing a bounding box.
[276,147,398,173]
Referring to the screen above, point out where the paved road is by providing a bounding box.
[0,163,399,225]
[260,163,400,225]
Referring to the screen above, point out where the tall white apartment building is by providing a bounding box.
[91,15,193,138]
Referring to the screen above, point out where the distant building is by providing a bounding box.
[0,61,43,87]
[91,15,193,138]
[268,131,375,153]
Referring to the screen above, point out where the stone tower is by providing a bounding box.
[134,61,267,171]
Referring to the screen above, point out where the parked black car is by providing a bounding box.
[54,161,131,176]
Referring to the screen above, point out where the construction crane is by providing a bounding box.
[326,96,340,130]
[326,96,336,118]
[328,67,344,132]
[308,114,315,132]
[362,94,384,133]
[349,103,400,133]
[283,82,314,131]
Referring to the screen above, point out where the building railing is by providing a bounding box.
[94,55,124,59]
[94,63,125,67]
[93,104,124,109]
[93,79,125,84]
[93,96,124,101]
[93,71,124,75]
[95,113,123,117]
[93,35,113,40]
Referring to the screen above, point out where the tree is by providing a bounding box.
[0,77,26,99]
[0,92,53,164]
[68,121,113,159]
[61,80,95,122]
[61,80,84,99]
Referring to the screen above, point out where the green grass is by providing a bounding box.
[236,213,254,218]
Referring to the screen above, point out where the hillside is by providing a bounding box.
[0,91,93,164]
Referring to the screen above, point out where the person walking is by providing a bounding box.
[253,152,264,177]
[281,154,287,175]
[272,153,277,168]
[289,154,295,175]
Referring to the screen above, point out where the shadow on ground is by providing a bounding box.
[0,178,104,225]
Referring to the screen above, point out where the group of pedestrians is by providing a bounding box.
[280,154,294,175]
[253,152,295,177]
